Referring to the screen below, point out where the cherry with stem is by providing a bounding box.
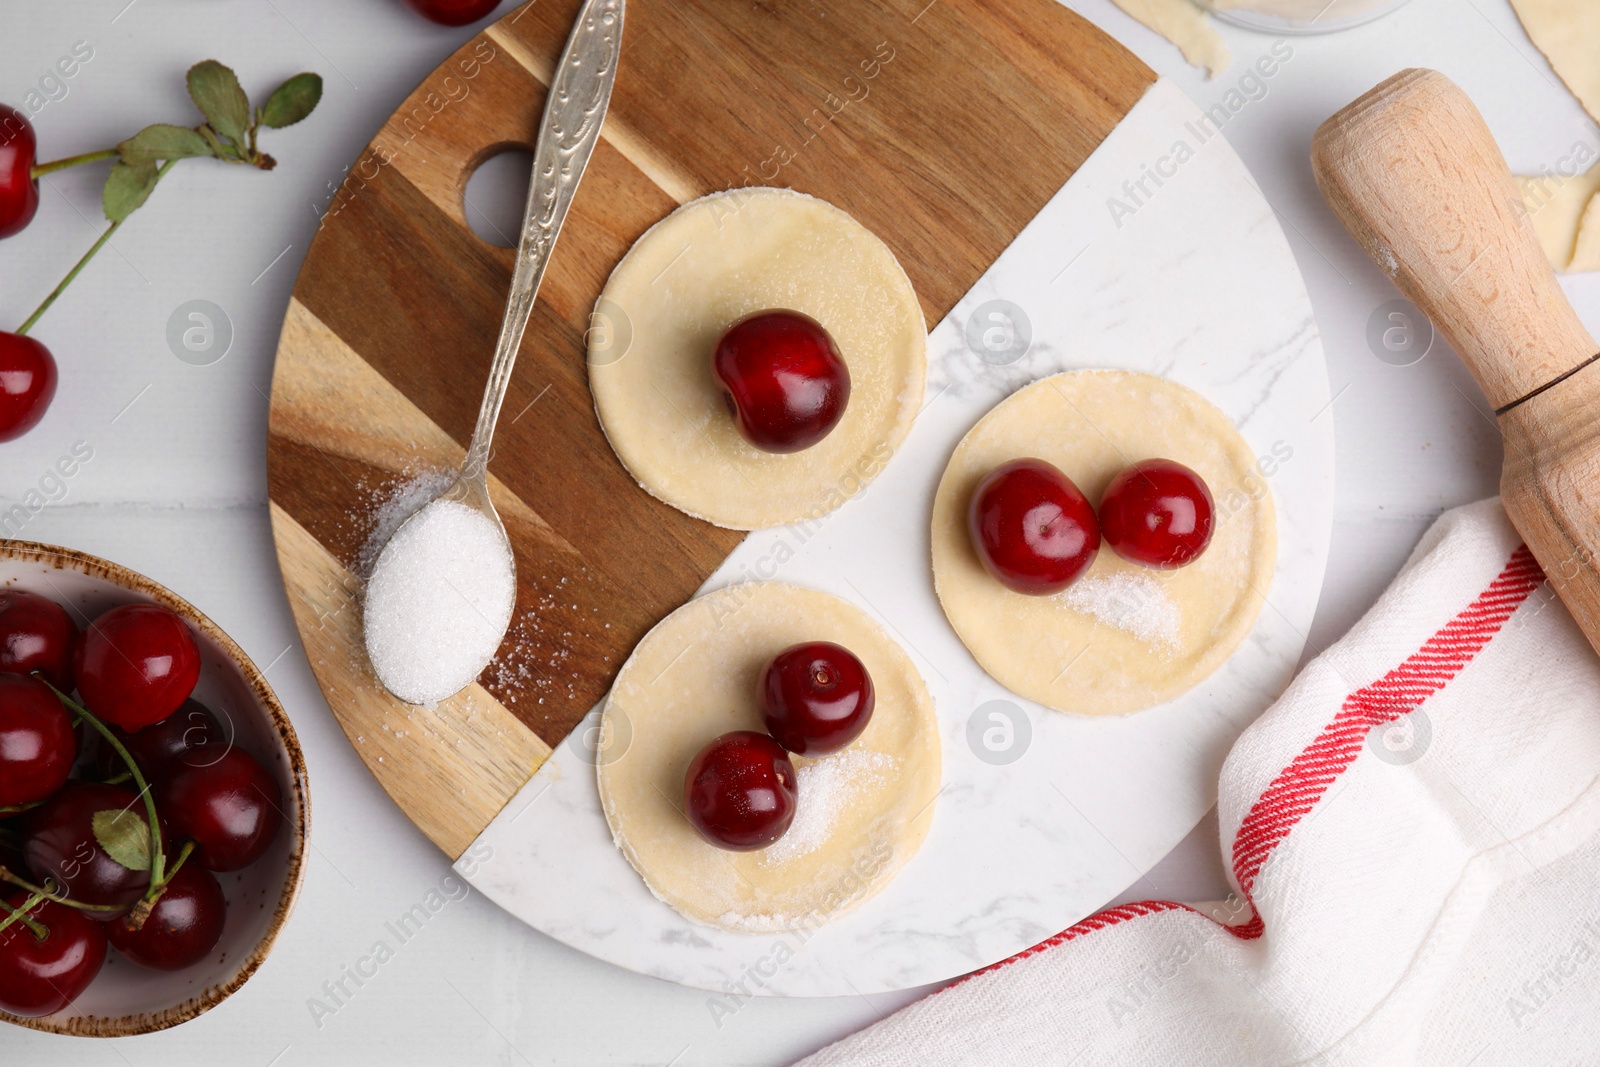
[35,676,171,916]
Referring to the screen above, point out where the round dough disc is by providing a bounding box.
[931,370,1278,716]
[597,583,941,933]
[588,188,926,530]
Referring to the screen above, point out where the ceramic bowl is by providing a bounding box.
[0,540,309,1037]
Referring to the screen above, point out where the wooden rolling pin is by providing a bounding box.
[1313,68,1600,656]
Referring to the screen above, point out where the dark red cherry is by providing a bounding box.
[94,699,227,780]
[712,309,850,453]
[0,106,40,240]
[0,590,78,692]
[0,891,107,1017]
[759,642,875,756]
[401,0,501,26]
[968,458,1099,595]
[0,673,75,807]
[24,782,162,910]
[0,332,57,443]
[156,748,282,872]
[1099,459,1215,569]
[73,603,201,731]
[106,861,225,970]
[683,731,797,851]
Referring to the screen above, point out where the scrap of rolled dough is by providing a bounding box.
[1510,0,1600,126]
[1517,165,1600,273]
[1509,0,1600,274]
[1110,0,1231,79]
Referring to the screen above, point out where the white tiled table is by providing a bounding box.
[2,0,1592,1062]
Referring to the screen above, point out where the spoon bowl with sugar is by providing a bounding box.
[362,0,623,706]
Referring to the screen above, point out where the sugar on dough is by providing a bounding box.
[596,582,941,933]
[931,370,1278,716]
[588,187,926,530]
[1510,0,1600,274]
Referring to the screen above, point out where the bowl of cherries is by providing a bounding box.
[0,542,307,1036]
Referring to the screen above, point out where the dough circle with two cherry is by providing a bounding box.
[588,188,926,530]
[596,582,941,933]
[931,370,1278,716]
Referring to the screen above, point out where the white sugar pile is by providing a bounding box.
[762,748,893,865]
[363,498,516,706]
[1061,572,1180,649]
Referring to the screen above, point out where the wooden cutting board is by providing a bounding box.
[266,0,1154,860]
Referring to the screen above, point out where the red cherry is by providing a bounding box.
[0,332,57,443]
[759,642,875,756]
[1099,459,1215,569]
[401,0,501,26]
[683,731,797,851]
[93,699,227,780]
[0,106,40,239]
[0,891,107,1017]
[0,590,78,691]
[24,782,162,911]
[712,309,851,453]
[0,674,75,808]
[106,862,225,971]
[73,603,200,731]
[156,748,282,872]
[968,458,1100,595]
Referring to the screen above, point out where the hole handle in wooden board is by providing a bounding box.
[1311,68,1596,413]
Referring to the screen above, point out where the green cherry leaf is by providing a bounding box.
[91,809,154,872]
[260,72,323,129]
[186,59,250,147]
[118,124,211,165]
[102,160,160,222]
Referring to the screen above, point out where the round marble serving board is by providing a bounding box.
[459,78,1334,995]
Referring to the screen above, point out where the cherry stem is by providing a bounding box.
[164,839,195,882]
[0,893,49,940]
[29,148,119,180]
[15,157,178,337]
[0,867,123,913]
[0,799,45,816]
[36,678,167,892]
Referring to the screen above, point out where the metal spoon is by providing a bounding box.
[368,0,624,703]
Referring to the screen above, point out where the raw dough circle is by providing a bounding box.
[588,188,926,530]
[931,370,1278,716]
[597,583,941,932]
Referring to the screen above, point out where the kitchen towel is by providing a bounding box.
[797,498,1600,1065]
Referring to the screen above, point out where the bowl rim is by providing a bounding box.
[0,538,310,1038]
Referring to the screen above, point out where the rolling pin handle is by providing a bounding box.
[1310,68,1598,414]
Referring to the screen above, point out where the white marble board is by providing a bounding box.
[459,78,1335,996]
